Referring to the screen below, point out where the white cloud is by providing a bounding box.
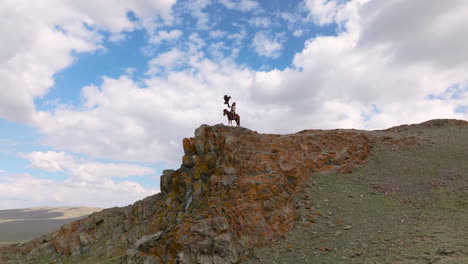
[186,0,212,30]
[251,0,468,129]
[293,29,304,37]
[3,151,158,208]
[219,0,259,12]
[150,29,183,45]
[22,151,75,173]
[208,42,230,61]
[22,151,155,182]
[304,0,346,25]
[278,12,303,24]
[248,17,271,28]
[209,30,228,38]
[147,48,185,75]
[29,0,468,169]
[252,32,284,58]
[33,59,254,166]
[0,0,176,124]
[227,30,247,46]
[0,174,157,209]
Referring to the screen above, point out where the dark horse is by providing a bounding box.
[223,109,240,126]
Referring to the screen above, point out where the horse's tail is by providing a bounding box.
[237,114,240,126]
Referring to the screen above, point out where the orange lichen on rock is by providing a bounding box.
[0,124,377,264]
[127,124,375,263]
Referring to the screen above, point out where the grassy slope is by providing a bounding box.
[247,124,467,263]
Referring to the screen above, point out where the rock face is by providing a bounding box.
[0,123,376,264]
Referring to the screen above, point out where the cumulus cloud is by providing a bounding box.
[219,0,259,12]
[304,0,346,25]
[150,29,183,45]
[147,48,185,75]
[22,151,155,182]
[0,174,157,209]
[33,61,254,165]
[209,30,228,38]
[227,30,247,47]
[292,29,303,37]
[252,32,285,58]
[27,0,468,167]
[185,0,212,30]
[357,0,468,69]
[0,0,177,124]
[2,151,158,208]
[248,17,272,28]
[253,0,468,129]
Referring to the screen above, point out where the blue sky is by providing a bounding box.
[1,0,467,209]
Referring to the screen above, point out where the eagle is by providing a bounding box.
[223,95,231,107]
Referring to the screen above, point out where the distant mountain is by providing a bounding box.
[0,119,467,264]
[0,207,101,246]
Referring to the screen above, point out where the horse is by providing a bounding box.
[223,109,240,126]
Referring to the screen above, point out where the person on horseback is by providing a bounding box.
[229,102,236,118]
[222,95,240,126]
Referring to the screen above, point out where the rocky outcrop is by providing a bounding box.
[0,124,374,264]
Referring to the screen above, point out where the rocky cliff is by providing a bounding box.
[1,120,466,264]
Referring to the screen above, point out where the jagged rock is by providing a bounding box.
[194,124,208,139]
[182,155,194,167]
[213,216,229,233]
[197,254,213,264]
[183,137,196,155]
[191,219,214,237]
[134,232,163,253]
[221,174,236,186]
[78,233,90,246]
[222,166,237,175]
[161,169,174,195]
[213,233,238,262]
[195,140,205,155]
[225,136,235,145]
[3,120,415,264]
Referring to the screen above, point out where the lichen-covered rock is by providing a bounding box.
[161,169,175,196]
[183,137,196,155]
[1,122,390,264]
[182,155,194,167]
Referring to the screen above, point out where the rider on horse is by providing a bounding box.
[229,102,236,118]
[223,95,240,126]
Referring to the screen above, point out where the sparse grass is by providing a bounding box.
[246,124,468,264]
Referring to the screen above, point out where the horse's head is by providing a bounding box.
[223,109,228,116]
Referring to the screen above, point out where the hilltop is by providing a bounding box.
[0,119,467,264]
